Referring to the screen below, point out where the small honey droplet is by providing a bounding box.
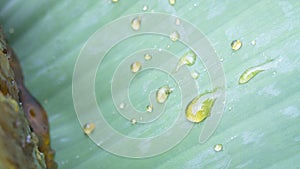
[251,40,256,46]
[169,31,180,42]
[130,61,142,73]
[231,40,242,51]
[131,17,141,31]
[131,118,137,125]
[169,0,176,6]
[146,104,153,112]
[175,50,197,72]
[191,71,199,79]
[142,5,148,11]
[156,86,173,104]
[214,144,223,152]
[111,0,119,3]
[144,54,152,61]
[83,123,96,135]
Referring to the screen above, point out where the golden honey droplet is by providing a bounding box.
[231,40,242,51]
[239,59,274,84]
[185,91,216,123]
[156,86,173,104]
[111,0,119,3]
[214,144,223,152]
[169,31,180,42]
[144,54,152,61]
[130,61,142,73]
[83,123,96,135]
[175,50,197,72]
[191,71,199,79]
[131,118,137,125]
[169,0,176,6]
[131,17,141,31]
[146,104,153,112]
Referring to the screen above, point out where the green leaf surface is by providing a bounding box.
[1,0,300,168]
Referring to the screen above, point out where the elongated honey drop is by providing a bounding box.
[175,50,196,72]
[185,91,216,123]
[239,59,274,84]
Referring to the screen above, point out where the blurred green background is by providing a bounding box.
[1,0,300,168]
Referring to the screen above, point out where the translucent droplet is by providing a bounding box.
[220,58,224,62]
[119,102,126,109]
[239,60,274,84]
[214,144,223,152]
[185,91,216,123]
[169,31,180,42]
[231,40,242,51]
[131,17,141,31]
[144,54,152,61]
[175,18,181,25]
[228,107,232,111]
[146,104,153,112]
[9,28,14,34]
[142,5,148,11]
[251,40,256,46]
[156,86,173,104]
[191,71,199,79]
[83,123,95,135]
[175,50,197,72]
[111,0,119,2]
[169,0,176,6]
[130,61,142,73]
[131,118,137,125]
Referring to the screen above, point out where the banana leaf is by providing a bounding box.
[1,0,300,168]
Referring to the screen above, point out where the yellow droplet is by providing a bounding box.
[146,104,153,112]
[169,0,176,6]
[191,71,199,79]
[239,59,274,84]
[144,54,152,61]
[214,144,223,152]
[175,50,197,72]
[131,118,137,125]
[111,0,119,2]
[131,17,141,31]
[156,86,173,104]
[142,5,148,11]
[185,91,216,123]
[130,61,142,73]
[169,31,180,42]
[251,40,256,46]
[83,123,96,135]
[231,40,242,51]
